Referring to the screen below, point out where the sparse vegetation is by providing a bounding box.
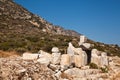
[89,63,98,69]
[100,66,109,73]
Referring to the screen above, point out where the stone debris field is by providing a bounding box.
[0,35,120,80]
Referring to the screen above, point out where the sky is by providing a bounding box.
[14,0,120,45]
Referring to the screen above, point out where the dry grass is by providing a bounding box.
[0,50,19,58]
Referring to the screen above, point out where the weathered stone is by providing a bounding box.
[100,52,108,66]
[39,50,52,61]
[51,52,61,64]
[60,54,70,68]
[48,64,60,71]
[74,48,83,55]
[64,68,85,77]
[67,42,75,56]
[82,43,91,49]
[52,47,59,53]
[74,55,82,67]
[22,52,39,60]
[91,49,98,54]
[81,66,90,70]
[37,50,52,65]
[82,51,88,66]
[78,35,86,45]
[16,69,26,74]
[37,57,50,65]
[91,53,101,66]
[91,49,101,66]
[55,71,62,79]
[91,49,108,67]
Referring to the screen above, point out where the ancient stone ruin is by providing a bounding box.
[21,35,111,80]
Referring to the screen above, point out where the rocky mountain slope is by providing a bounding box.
[0,0,120,57]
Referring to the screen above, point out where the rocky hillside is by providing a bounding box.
[0,0,120,57]
[0,0,80,36]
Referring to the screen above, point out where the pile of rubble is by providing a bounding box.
[0,56,56,80]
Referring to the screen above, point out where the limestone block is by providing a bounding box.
[74,55,82,67]
[82,51,88,66]
[52,52,61,64]
[82,43,91,49]
[78,35,86,45]
[91,49,98,54]
[64,68,86,78]
[67,42,75,56]
[51,47,59,53]
[48,64,60,71]
[38,50,52,61]
[22,52,39,60]
[74,48,83,55]
[37,57,50,65]
[100,52,108,66]
[60,54,70,67]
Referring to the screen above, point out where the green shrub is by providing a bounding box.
[100,66,109,73]
[89,63,98,69]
